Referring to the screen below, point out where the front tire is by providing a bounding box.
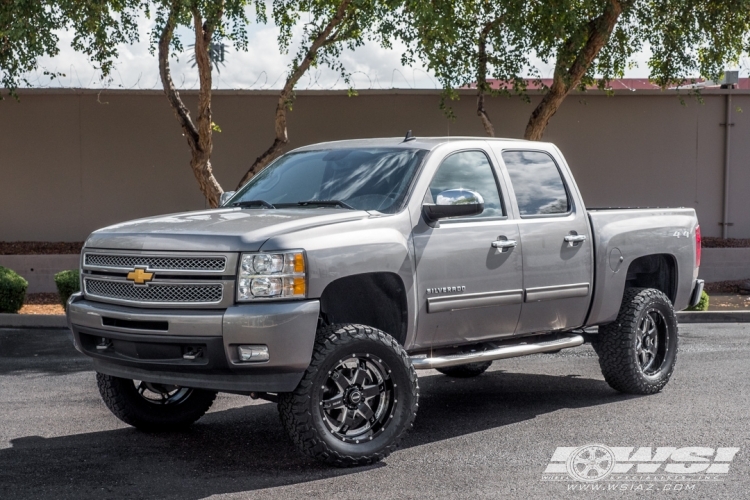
[278,324,419,467]
[96,373,217,431]
[594,288,678,395]
[436,361,492,378]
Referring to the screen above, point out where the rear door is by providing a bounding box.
[496,148,593,334]
[413,148,523,348]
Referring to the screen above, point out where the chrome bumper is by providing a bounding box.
[66,293,320,393]
[688,279,705,308]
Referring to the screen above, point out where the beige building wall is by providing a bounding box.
[0,88,747,241]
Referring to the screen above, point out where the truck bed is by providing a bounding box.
[585,208,699,326]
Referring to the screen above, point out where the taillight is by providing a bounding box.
[695,225,701,268]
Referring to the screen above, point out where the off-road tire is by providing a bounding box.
[278,324,419,467]
[436,361,492,378]
[96,373,217,431]
[593,288,678,395]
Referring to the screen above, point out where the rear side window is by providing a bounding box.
[426,150,505,218]
[502,151,570,216]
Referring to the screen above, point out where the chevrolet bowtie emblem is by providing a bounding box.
[127,268,154,284]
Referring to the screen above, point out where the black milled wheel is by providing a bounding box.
[436,361,492,378]
[593,288,678,395]
[96,373,217,431]
[278,324,419,467]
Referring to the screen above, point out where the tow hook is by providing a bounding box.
[96,338,112,351]
[182,348,203,360]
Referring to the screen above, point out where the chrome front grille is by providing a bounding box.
[84,253,226,272]
[84,278,223,304]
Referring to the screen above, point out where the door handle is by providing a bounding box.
[564,234,588,246]
[492,239,517,250]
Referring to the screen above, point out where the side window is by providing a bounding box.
[502,150,570,216]
[426,151,505,218]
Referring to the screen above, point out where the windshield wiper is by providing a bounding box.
[233,200,276,209]
[295,200,355,210]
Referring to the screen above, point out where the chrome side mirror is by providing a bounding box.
[219,191,236,207]
[423,189,484,226]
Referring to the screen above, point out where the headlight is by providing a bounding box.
[238,251,306,301]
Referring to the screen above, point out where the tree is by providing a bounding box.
[236,0,385,188]
[0,1,140,99]
[188,42,226,73]
[152,0,262,208]
[394,0,750,140]
[524,0,629,140]
[153,0,385,200]
[526,0,750,140]
[388,0,532,137]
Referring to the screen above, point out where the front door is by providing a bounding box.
[413,149,523,348]
[499,149,593,334]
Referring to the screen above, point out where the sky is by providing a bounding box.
[22,11,738,91]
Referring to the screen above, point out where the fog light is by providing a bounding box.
[237,345,269,362]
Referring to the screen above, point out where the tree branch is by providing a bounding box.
[237,0,354,188]
[158,0,224,207]
[158,0,199,149]
[476,16,504,137]
[524,0,624,140]
[191,3,222,156]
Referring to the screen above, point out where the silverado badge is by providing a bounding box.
[126,268,154,284]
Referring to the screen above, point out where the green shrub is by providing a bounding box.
[54,269,80,308]
[0,266,28,313]
[686,290,709,311]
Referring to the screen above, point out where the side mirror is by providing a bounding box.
[423,189,484,226]
[219,191,236,207]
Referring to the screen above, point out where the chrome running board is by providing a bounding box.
[410,334,584,370]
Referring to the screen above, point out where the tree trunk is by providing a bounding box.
[475,18,504,137]
[158,1,224,207]
[523,0,623,141]
[236,0,353,189]
[476,90,495,137]
[476,31,495,136]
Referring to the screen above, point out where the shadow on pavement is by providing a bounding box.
[0,368,634,500]
[0,328,92,376]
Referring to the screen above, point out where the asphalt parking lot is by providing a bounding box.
[1,324,748,499]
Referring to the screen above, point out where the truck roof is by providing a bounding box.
[292,136,548,153]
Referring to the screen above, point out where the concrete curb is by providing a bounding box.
[677,311,750,323]
[0,314,67,329]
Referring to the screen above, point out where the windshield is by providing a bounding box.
[230,148,427,213]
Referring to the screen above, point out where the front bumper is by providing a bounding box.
[66,293,319,393]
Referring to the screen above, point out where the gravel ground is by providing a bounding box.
[1,324,748,500]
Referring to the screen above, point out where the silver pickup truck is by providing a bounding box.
[67,136,703,467]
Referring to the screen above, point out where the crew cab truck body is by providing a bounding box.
[67,137,703,466]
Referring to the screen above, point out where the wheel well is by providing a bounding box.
[319,272,408,346]
[624,254,677,304]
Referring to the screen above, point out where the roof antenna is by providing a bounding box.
[403,130,416,142]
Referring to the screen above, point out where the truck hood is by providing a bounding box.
[85,208,371,252]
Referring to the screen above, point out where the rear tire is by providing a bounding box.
[593,288,678,395]
[96,373,217,431]
[278,324,418,467]
[436,361,492,378]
